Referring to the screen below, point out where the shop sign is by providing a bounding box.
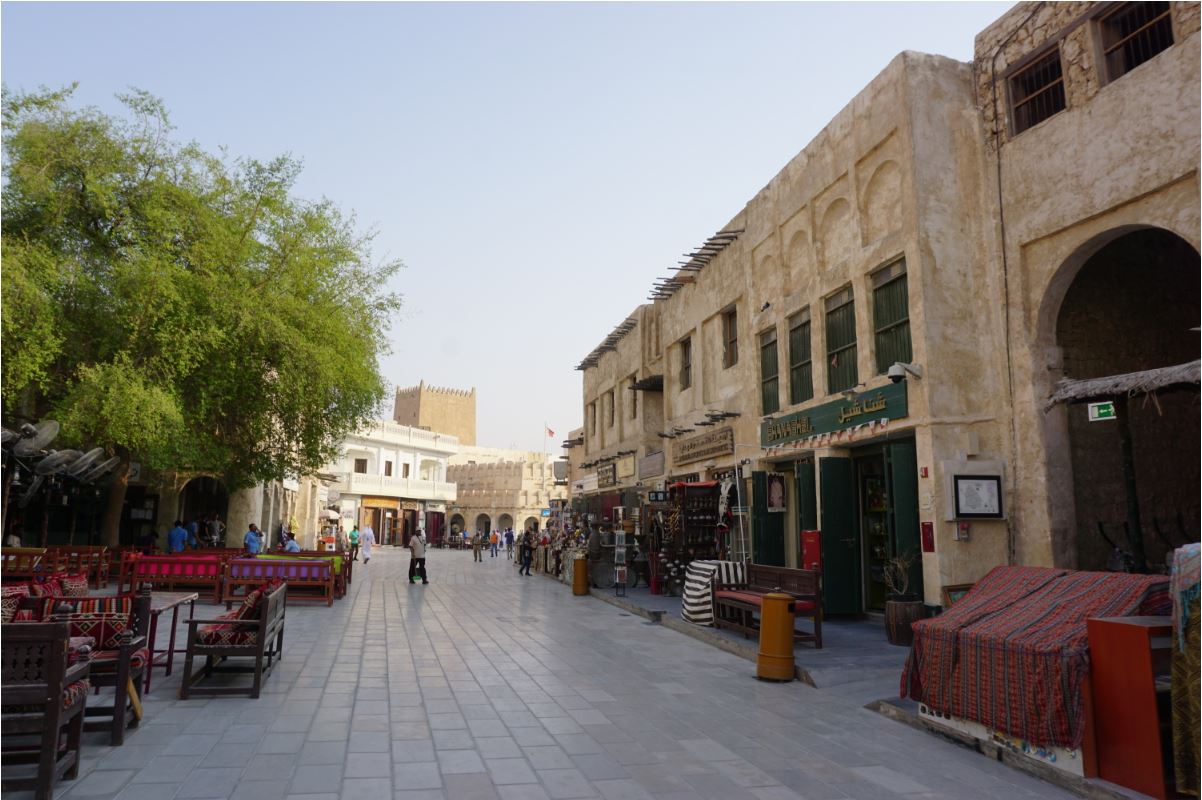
[616,454,636,479]
[647,490,669,503]
[597,463,617,488]
[362,496,401,509]
[1087,401,1116,421]
[760,382,908,446]
[540,508,551,517]
[638,450,666,479]
[673,426,734,465]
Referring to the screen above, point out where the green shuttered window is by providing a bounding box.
[760,328,779,414]
[825,287,858,394]
[788,309,813,405]
[873,260,912,374]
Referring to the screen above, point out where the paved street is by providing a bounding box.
[23,548,1077,800]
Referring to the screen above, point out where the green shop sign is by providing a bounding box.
[760,382,908,446]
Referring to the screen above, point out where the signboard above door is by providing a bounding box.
[761,382,908,447]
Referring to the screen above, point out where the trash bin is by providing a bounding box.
[756,592,796,682]
[572,557,589,596]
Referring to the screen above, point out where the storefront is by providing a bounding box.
[758,382,921,614]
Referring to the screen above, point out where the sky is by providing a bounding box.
[1,1,1013,452]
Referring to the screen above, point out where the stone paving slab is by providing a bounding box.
[2,547,1078,800]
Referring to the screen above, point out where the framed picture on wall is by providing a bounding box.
[767,473,787,513]
[952,475,1003,519]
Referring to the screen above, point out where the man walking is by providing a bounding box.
[408,531,429,584]
[519,530,534,576]
[505,528,514,560]
[489,530,499,558]
[472,529,483,563]
[168,520,189,553]
[349,524,360,561]
[360,524,375,563]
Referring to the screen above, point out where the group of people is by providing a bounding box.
[467,527,537,576]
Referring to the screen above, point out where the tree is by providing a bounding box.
[2,86,401,543]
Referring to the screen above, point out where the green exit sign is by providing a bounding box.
[1088,401,1117,421]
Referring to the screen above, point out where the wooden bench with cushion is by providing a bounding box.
[123,555,225,604]
[180,581,286,699]
[224,558,333,607]
[258,552,349,597]
[1,621,91,799]
[713,562,823,648]
[46,546,110,590]
[1,548,47,583]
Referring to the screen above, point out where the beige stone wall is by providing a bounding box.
[393,380,477,446]
[447,448,568,534]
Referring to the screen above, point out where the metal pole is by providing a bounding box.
[734,464,749,563]
[1114,396,1147,572]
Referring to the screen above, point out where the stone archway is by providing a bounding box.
[1042,227,1199,570]
[179,476,229,544]
[475,514,491,535]
[497,513,514,531]
[449,514,465,534]
[523,516,539,532]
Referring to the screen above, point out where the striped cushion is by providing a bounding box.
[89,647,150,671]
[52,612,129,649]
[197,624,258,646]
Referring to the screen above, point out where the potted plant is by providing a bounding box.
[883,549,924,647]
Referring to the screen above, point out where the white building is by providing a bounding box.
[325,421,459,546]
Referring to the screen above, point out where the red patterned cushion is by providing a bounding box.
[715,590,766,606]
[53,612,130,649]
[238,580,280,619]
[2,583,32,622]
[89,647,150,671]
[197,624,258,646]
[2,679,91,712]
[60,574,89,597]
[792,599,817,613]
[31,577,63,597]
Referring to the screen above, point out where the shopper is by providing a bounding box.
[519,530,534,576]
[349,524,361,561]
[408,531,429,584]
[360,524,375,564]
[489,530,498,558]
[472,529,483,562]
[505,528,514,560]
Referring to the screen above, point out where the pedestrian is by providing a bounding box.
[472,529,483,562]
[489,530,499,558]
[244,523,263,555]
[519,530,534,576]
[408,531,429,584]
[349,524,361,561]
[207,514,226,547]
[187,517,202,549]
[168,519,189,553]
[360,524,375,563]
[284,532,302,553]
[505,528,514,560]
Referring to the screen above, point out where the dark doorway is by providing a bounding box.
[1056,228,1200,570]
[180,476,228,531]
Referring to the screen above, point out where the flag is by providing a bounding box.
[546,426,555,438]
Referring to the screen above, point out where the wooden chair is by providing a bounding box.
[180,582,287,699]
[46,546,109,589]
[1,548,47,583]
[1,621,91,799]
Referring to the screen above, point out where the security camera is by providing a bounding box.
[888,362,923,383]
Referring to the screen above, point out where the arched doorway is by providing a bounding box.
[524,516,539,532]
[497,513,514,531]
[180,476,229,545]
[449,514,465,535]
[475,514,491,535]
[1051,227,1199,570]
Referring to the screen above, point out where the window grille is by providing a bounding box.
[680,338,692,390]
[723,308,739,368]
[1101,2,1173,82]
[873,259,912,373]
[1009,47,1066,134]
[760,328,780,415]
[825,287,858,394]
[788,309,813,405]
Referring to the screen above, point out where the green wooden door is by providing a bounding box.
[751,471,785,566]
[796,461,817,531]
[819,456,860,614]
[886,441,922,598]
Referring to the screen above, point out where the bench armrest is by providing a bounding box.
[184,617,262,627]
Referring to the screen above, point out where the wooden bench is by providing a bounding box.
[46,546,109,589]
[713,562,823,648]
[179,582,287,699]
[258,552,349,597]
[125,555,225,604]
[223,558,333,607]
[1,548,47,583]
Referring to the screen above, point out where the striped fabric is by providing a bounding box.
[681,560,746,626]
[134,557,222,579]
[901,565,1167,749]
[228,559,330,581]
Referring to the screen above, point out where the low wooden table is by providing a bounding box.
[145,590,199,693]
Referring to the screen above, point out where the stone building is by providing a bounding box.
[575,1,1199,610]
[447,446,568,536]
[393,381,477,446]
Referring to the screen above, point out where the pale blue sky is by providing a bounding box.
[2,1,1012,451]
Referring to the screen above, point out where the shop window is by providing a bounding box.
[788,308,813,405]
[825,287,858,394]
[872,259,912,373]
[628,374,638,419]
[607,390,615,427]
[1099,2,1173,83]
[402,463,410,479]
[760,328,780,415]
[353,458,368,474]
[722,308,738,368]
[679,337,692,390]
[1009,46,1066,135]
[384,460,393,477]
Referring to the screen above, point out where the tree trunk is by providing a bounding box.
[100,454,131,546]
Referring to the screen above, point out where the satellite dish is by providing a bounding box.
[14,420,60,457]
[79,456,122,484]
[35,450,82,476]
[18,475,44,508]
[66,447,106,477]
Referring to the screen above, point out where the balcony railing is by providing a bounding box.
[330,472,457,503]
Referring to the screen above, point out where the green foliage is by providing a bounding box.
[2,85,401,488]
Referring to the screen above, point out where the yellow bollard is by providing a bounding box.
[572,557,589,596]
[756,592,796,682]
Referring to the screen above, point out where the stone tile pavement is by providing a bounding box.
[4,547,1078,800]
